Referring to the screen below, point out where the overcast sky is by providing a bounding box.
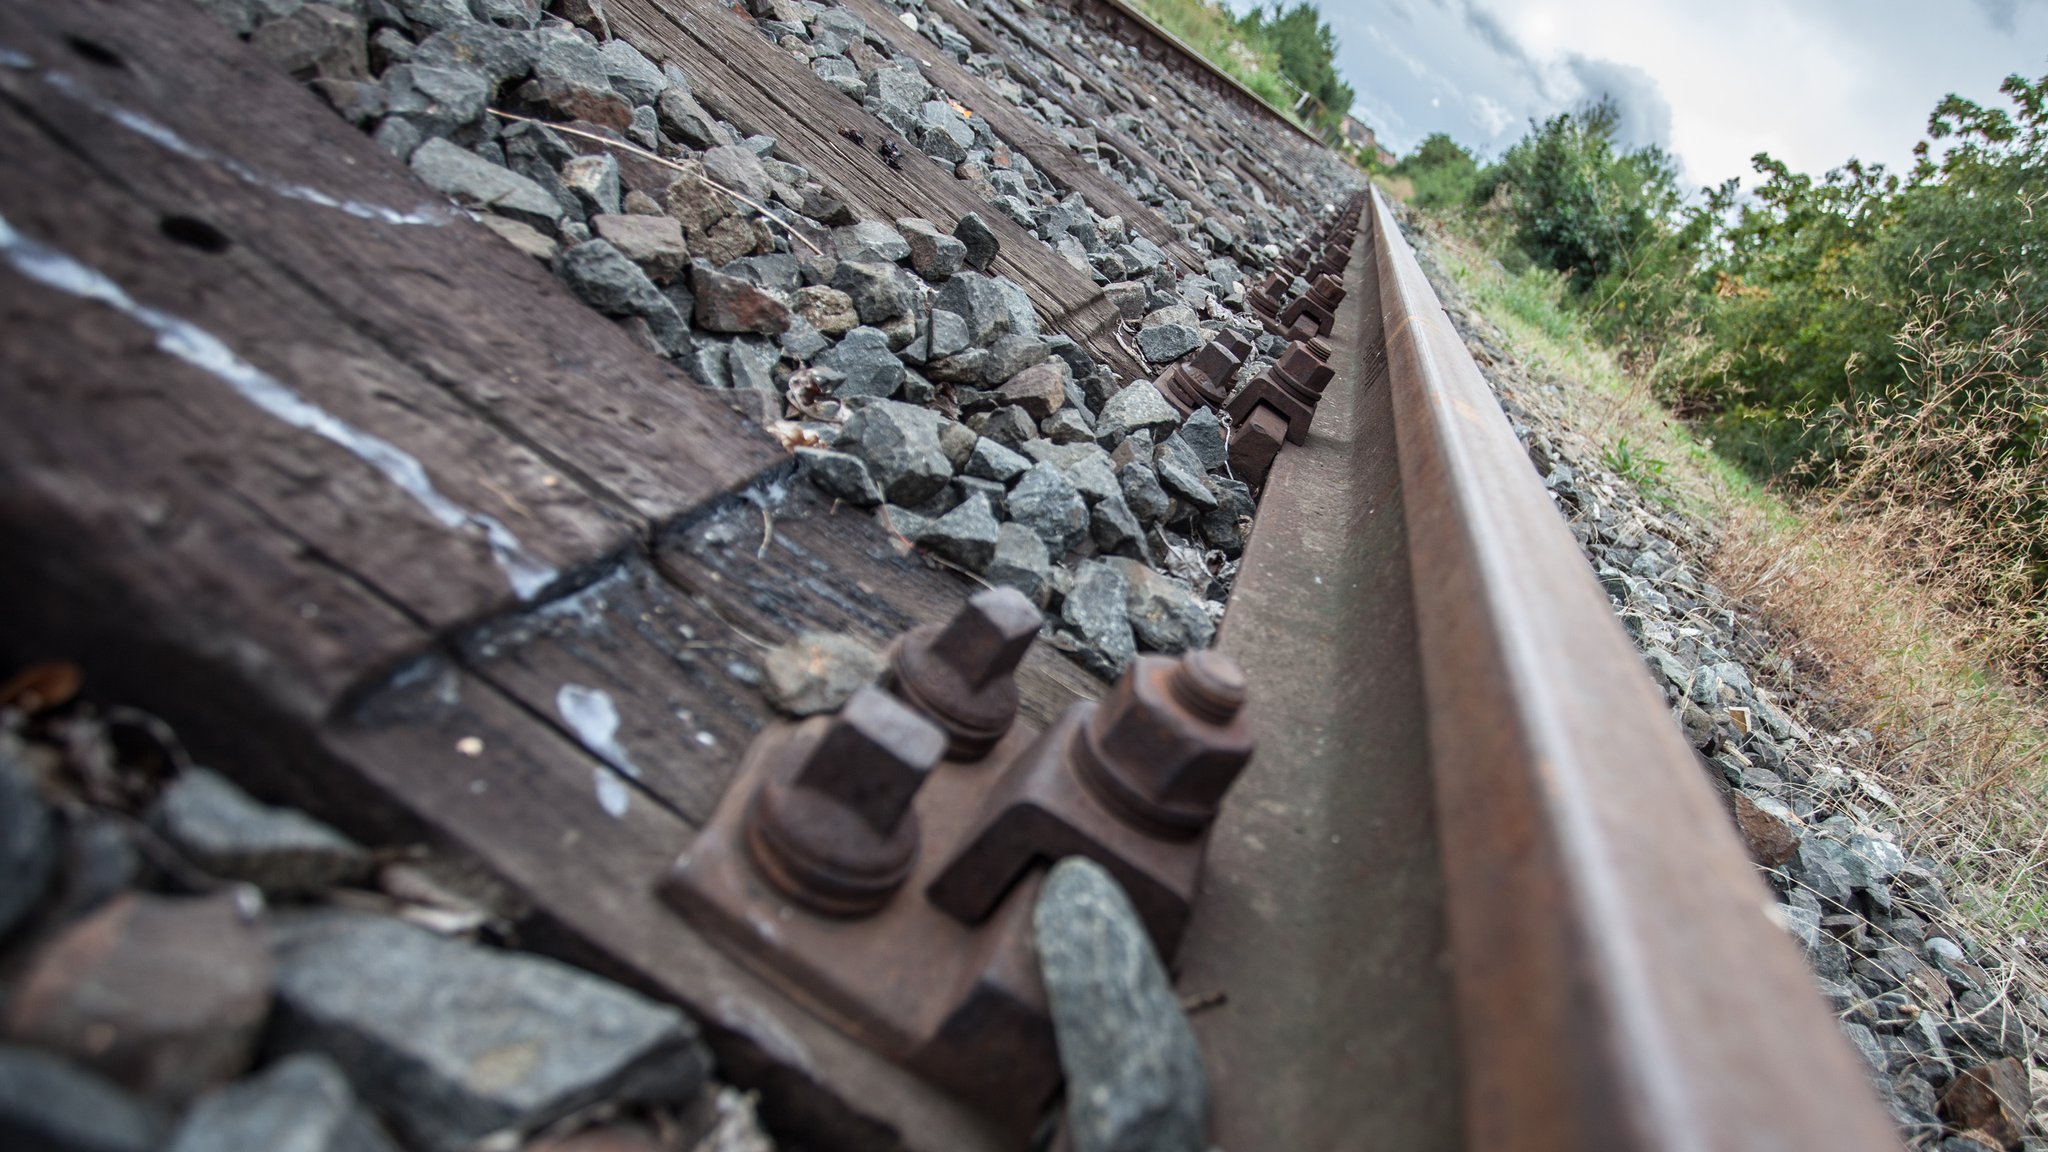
[1302,0,2048,191]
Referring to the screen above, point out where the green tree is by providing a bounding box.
[1481,100,1681,292]
[1390,133,1481,208]
[1234,4,1354,136]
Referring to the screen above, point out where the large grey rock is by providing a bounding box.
[817,326,906,399]
[917,100,974,161]
[897,217,967,280]
[398,0,477,33]
[1178,407,1227,471]
[8,891,273,1102]
[558,239,667,317]
[812,55,867,98]
[1120,463,1173,526]
[915,493,1001,572]
[267,911,708,1152]
[1062,559,1137,679]
[982,333,1050,385]
[0,744,54,940]
[965,436,1031,483]
[1117,561,1214,653]
[1103,280,1149,321]
[409,22,539,90]
[656,86,726,149]
[1090,494,1147,561]
[1153,437,1218,509]
[409,138,560,228]
[518,32,631,128]
[954,211,999,271]
[936,271,1010,344]
[252,3,369,81]
[470,0,542,29]
[0,1044,162,1152]
[1096,381,1180,445]
[866,66,931,118]
[381,63,490,142]
[796,447,884,507]
[1036,443,1120,506]
[151,768,368,894]
[995,277,1040,339]
[1793,835,1857,912]
[592,214,688,284]
[1035,858,1206,1152]
[691,261,790,335]
[988,522,1055,607]
[560,153,621,218]
[1200,476,1253,556]
[701,144,773,201]
[971,404,1037,448]
[831,261,913,325]
[168,1054,398,1152]
[1135,322,1200,364]
[831,220,912,264]
[595,38,666,106]
[838,399,953,504]
[1008,462,1090,556]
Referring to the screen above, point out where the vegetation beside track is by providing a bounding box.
[1385,67,2048,946]
[1120,0,1353,140]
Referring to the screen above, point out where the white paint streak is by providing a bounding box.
[593,768,630,818]
[555,684,643,778]
[40,69,447,226]
[0,212,556,598]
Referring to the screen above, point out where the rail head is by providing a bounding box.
[1370,189,1902,1152]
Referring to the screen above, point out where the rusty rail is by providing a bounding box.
[1189,191,1901,1150]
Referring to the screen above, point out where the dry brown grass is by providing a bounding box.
[1420,210,2048,941]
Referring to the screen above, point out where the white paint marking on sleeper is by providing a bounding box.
[41,68,448,226]
[555,684,643,778]
[0,211,556,599]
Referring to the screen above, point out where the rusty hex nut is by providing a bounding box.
[1071,651,1255,839]
[889,588,1043,760]
[745,686,946,916]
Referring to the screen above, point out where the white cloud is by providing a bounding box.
[1332,0,2048,188]
[1470,93,1516,137]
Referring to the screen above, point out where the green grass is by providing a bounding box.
[1120,0,1311,132]
[1417,207,2048,965]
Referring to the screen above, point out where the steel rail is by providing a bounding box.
[1366,189,1900,1150]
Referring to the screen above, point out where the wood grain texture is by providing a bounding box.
[0,3,1100,1147]
[0,0,781,532]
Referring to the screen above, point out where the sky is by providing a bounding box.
[1301,0,2048,191]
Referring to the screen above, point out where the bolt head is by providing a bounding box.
[931,588,1042,690]
[792,686,944,835]
[1085,654,1254,826]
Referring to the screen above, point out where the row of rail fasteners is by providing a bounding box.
[659,587,1257,1129]
[1156,193,1366,489]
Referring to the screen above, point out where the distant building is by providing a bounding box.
[1339,115,1376,153]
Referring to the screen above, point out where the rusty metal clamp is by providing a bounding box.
[925,650,1254,959]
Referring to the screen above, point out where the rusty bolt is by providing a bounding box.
[1071,650,1255,839]
[1275,343,1335,398]
[744,686,945,915]
[889,587,1043,760]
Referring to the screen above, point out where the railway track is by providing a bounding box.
[0,0,1904,1148]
